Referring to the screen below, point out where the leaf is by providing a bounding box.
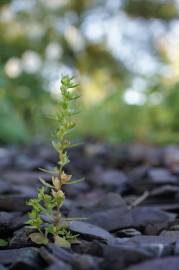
[67,142,82,149]
[39,177,53,188]
[65,177,85,185]
[0,239,8,247]
[39,167,58,175]
[52,140,59,152]
[54,236,71,248]
[29,232,48,245]
[69,94,81,100]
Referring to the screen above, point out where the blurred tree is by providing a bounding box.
[124,0,178,20]
[0,0,179,144]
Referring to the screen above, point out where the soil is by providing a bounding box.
[0,141,179,269]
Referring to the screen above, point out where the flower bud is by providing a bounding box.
[52,176,61,190]
[61,171,72,184]
[52,189,65,200]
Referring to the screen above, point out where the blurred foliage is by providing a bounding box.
[1,0,179,144]
[124,0,178,20]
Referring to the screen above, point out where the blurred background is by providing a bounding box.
[1,0,179,144]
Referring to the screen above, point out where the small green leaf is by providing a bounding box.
[54,236,71,248]
[39,177,53,188]
[65,177,85,185]
[39,167,58,175]
[52,140,59,151]
[67,142,82,149]
[69,94,81,100]
[0,239,8,247]
[29,233,48,245]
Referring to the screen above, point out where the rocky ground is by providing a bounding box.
[1,141,179,269]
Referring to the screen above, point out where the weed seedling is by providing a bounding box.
[26,75,83,247]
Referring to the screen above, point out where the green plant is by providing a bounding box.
[0,239,8,247]
[26,75,83,247]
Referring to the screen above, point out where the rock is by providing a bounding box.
[46,262,72,270]
[131,207,176,228]
[69,221,114,241]
[0,212,22,236]
[94,192,127,209]
[2,171,49,187]
[72,254,100,270]
[160,230,179,237]
[127,144,149,163]
[72,240,104,257]
[63,182,90,198]
[0,265,6,270]
[151,185,179,197]
[164,146,179,169]
[0,148,13,170]
[0,181,12,194]
[117,228,141,237]
[45,244,73,264]
[144,222,168,235]
[126,256,179,270]
[70,193,133,231]
[174,242,179,254]
[10,227,32,248]
[9,247,44,270]
[75,207,132,231]
[101,244,153,270]
[89,168,128,192]
[0,247,41,266]
[148,168,178,185]
[129,167,179,192]
[0,195,31,212]
[123,235,178,257]
[15,155,45,171]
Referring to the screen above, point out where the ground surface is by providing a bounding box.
[0,141,179,269]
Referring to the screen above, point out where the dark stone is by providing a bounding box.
[15,155,45,171]
[0,181,12,194]
[0,247,41,267]
[0,212,22,236]
[89,168,128,192]
[69,221,114,241]
[131,207,176,228]
[0,148,13,170]
[123,235,178,257]
[151,185,179,197]
[129,167,179,192]
[78,208,132,231]
[101,244,153,270]
[72,254,100,270]
[63,182,90,198]
[160,230,179,237]
[70,193,133,231]
[0,195,31,212]
[116,228,141,237]
[148,168,178,185]
[0,265,6,270]
[2,171,49,187]
[164,146,179,169]
[46,262,72,270]
[10,227,32,248]
[9,247,45,270]
[72,240,104,257]
[144,223,168,235]
[94,192,127,209]
[126,256,179,270]
[45,244,73,264]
